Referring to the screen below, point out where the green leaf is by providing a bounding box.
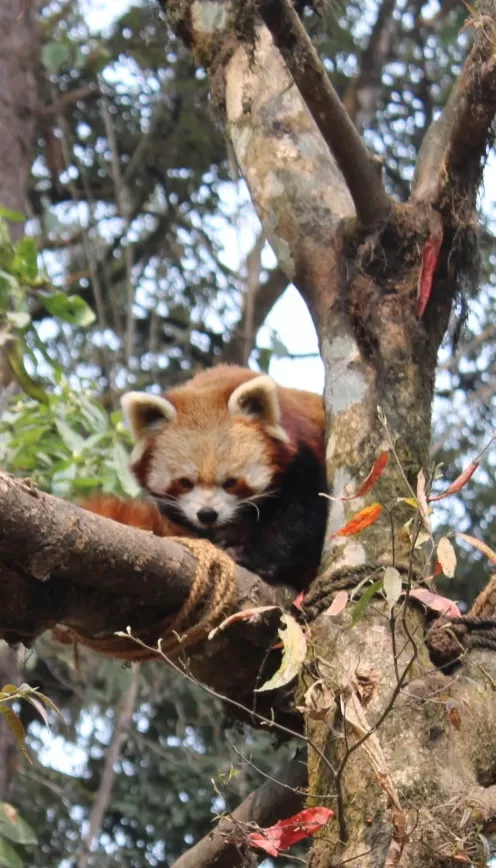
[0,706,30,764]
[0,272,19,306]
[6,313,30,330]
[0,207,24,223]
[351,579,384,625]
[0,835,24,868]
[5,341,49,405]
[41,292,96,327]
[55,420,85,453]
[0,805,37,846]
[13,239,37,281]
[41,42,71,73]
[112,441,140,497]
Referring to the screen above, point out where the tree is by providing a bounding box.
[0,1,496,867]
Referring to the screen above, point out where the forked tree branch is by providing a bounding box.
[412,0,496,206]
[172,750,307,868]
[257,0,391,225]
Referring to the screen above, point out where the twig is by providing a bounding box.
[171,749,307,868]
[257,0,391,225]
[78,666,140,867]
[99,84,135,364]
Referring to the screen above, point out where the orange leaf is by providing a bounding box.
[457,533,496,564]
[331,504,383,539]
[246,807,334,856]
[429,462,479,502]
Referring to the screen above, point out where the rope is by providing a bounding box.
[426,575,496,667]
[53,538,236,663]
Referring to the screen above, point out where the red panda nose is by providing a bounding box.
[197,507,219,526]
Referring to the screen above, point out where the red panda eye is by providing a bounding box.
[222,478,237,490]
[179,477,194,490]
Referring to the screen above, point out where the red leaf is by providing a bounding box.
[326,452,389,501]
[293,591,305,612]
[324,590,349,617]
[429,462,479,502]
[407,588,461,618]
[246,828,281,857]
[416,220,443,319]
[247,807,334,856]
[356,452,389,497]
[330,503,383,539]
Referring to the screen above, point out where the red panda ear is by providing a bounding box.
[228,376,289,443]
[121,392,176,440]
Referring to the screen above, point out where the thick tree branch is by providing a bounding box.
[412,0,496,206]
[0,472,295,716]
[172,750,307,868]
[258,0,391,225]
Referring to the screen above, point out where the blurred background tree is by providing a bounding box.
[0,0,493,864]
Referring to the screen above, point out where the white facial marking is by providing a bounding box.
[179,486,239,527]
[244,464,272,491]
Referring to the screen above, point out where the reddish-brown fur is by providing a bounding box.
[167,366,324,461]
[132,365,325,491]
[79,494,187,537]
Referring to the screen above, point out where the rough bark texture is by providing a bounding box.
[0,472,299,724]
[306,606,496,867]
[0,0,40,804]
[0,0,39,242]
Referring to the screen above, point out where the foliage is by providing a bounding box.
[0,0,492,864]
[0,383,138,498]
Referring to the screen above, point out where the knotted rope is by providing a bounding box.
[53,538,236,663]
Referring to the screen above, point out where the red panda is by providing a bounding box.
[97,365,327,591]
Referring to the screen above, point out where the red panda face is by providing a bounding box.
[121,373,293,531]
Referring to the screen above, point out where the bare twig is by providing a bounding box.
[222,266,288,364]
[99,85,135,364]
[172,750,307,868]
[257,0,391,225]
[78,666,141,868]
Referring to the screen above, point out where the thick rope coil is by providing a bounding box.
[427,574,496,667]
[53,538,237,663]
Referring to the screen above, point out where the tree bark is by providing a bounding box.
[156,2,496,866]
[0,0,40,806]
[0,0,39,242]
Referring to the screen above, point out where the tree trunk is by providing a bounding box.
[157,2,496,865]
[0,0,40,801]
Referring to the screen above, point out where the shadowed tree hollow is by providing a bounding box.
[0,1,496,866]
